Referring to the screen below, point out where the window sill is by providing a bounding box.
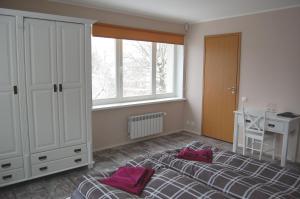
[92,97,186,111]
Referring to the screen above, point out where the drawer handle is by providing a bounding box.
[2,174,12,180]
[245,119,251,123]
[39,166,48,171]
[74,158,82,163]
[1,163,11,169]
[38,156,47,161]
[268,124,275,128]
[74,148,82,153]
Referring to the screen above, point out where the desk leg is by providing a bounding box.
[281,133,289,167]
[233,114,238,153]
[291,123,299,162]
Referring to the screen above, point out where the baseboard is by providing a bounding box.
[93,129,184,152]
[183,129,201,135]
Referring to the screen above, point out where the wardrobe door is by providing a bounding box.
[0,15,22,159]
[57,22,86,146]
[24,18,60,152]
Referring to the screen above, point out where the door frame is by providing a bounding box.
[201,32,241,142]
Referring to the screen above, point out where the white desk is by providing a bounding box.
[233,111,300,167]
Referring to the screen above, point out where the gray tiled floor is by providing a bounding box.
[0,131,299,198]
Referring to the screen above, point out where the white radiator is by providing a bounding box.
[128,112,166,139]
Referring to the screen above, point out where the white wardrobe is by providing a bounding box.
[0,8,94,187]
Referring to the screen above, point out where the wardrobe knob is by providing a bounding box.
[2,174,12,180]
[38,156,47,161]
[1,163,11,168]
[74,148,81,153]
[39,166,48,171]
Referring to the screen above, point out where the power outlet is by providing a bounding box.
[241,96,248,103]
[186,120,195,126]
[266,103,277,112]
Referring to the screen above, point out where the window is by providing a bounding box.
[123,40,152,97]
[92,37,183,105]
[156,43,175,94]
[92,37,116,100]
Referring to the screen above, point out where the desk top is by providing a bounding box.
[234,110,300,123]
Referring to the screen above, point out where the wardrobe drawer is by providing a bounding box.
[0,157,23,172]
[0,169,24,186]
[31,144,87,165]
[266,120,284,132]
[31,154,87,177]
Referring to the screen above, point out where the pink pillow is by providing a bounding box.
[100,166,154,196]
[176,147,213,163]
[107,166,147,186]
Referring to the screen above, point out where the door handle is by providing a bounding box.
[59,84,63,92]
[227,86,236,94]
[54,84,57,92]
[13,85,18,95]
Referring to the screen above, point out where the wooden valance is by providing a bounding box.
[92,23,184,45]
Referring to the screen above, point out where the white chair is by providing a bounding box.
[241,108,276,160]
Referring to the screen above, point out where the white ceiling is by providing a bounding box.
[52,0,300,23]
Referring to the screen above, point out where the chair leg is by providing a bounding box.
[243,136,247,156]
[251,138,254,155]
[247,138,250,151]
[272,134,276,160]
[259,141,263,160]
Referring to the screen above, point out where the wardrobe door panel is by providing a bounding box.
[62,88,83,144]
[24,18,60,152]
[0,15,22,159]
[57,22,86,146]
[31,90,58,151]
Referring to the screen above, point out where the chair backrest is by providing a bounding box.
[241,107,267,136]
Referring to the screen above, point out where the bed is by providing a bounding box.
[71,141,300,199]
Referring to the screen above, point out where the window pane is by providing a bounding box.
[156,43,175,94]
[123,40,152,97]
[92,37,116,100]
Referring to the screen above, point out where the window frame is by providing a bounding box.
[92,38,180,106]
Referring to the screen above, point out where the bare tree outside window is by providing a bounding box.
[123,40,152,97]
[156,43,174,94]
[92,37,116,100]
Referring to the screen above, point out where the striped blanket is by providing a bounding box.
[74,157,230,199]
[71,141,300,199]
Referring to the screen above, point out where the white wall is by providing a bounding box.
[184,6,300,161]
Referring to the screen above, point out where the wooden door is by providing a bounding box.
[24,18,60,152]
[202,33,240,143]
[0,15,22,159]
[56,22,86,147]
